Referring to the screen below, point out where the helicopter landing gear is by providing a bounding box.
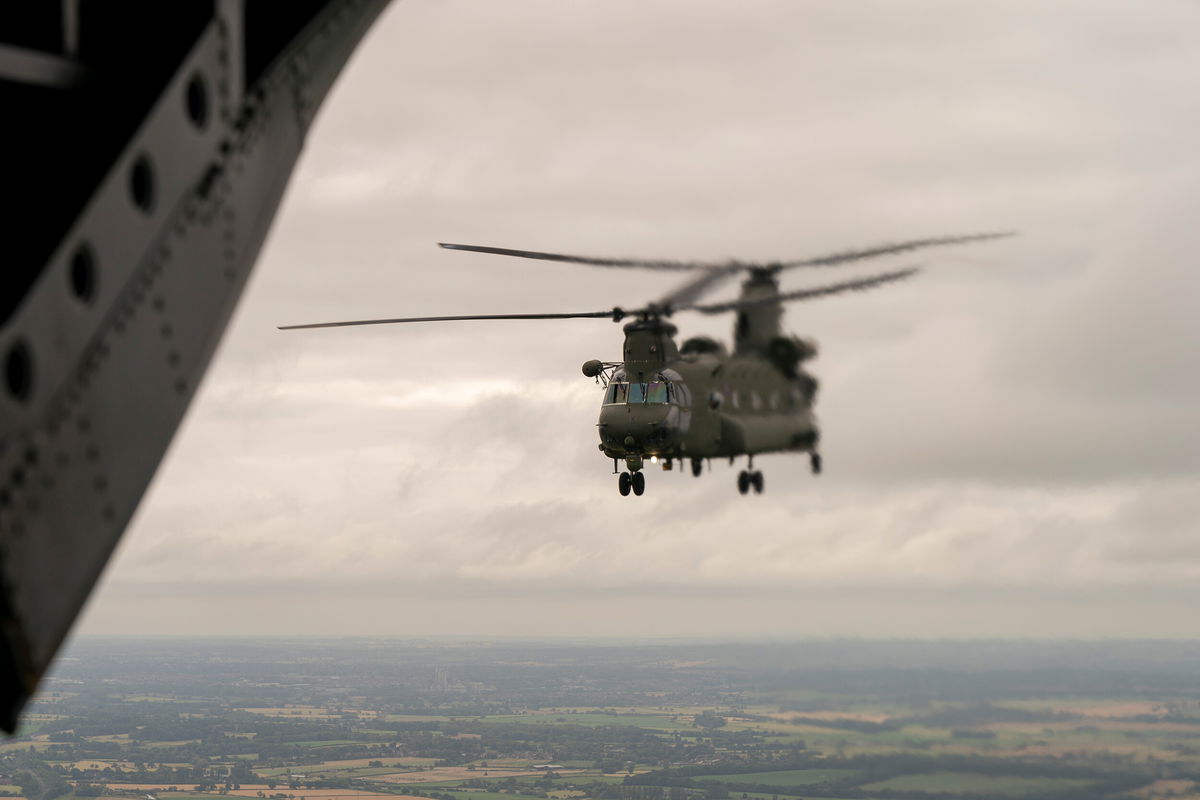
[810,452,822,475]
[618,471,646,496]
[737,470,764,495]
[691,458,703,477]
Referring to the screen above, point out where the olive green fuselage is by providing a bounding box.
[595,317,819,469]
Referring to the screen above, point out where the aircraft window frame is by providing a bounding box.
[616,381,671,405]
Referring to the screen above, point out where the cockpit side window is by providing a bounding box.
[604,383,628,404]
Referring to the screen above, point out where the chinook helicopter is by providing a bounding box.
[280,232,1009,496]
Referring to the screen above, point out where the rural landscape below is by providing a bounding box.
[7,639,1200,800]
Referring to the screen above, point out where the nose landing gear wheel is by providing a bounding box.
[811,452,822,475]
[691,458,703,477]
[737,470,750,495]
[751,471,764,494]
[618,472,632,496]
[632,471,646,496]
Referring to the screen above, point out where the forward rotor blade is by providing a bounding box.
[439,242,729,272]
[686,267,921,314]
[778,231,1014,270]
[279,310,616,330]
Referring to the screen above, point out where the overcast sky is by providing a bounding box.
[77,0,1200,639]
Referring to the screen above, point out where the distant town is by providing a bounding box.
[7,638,1200,800]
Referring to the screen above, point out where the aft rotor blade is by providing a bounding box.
[657,267,737,310]
[279,310,617,329]
[652,231,1011,309]
[778,231,1014,270]
[439,242,731,272]
[686,267,921,314]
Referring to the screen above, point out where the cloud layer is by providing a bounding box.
[79,0,1200,638]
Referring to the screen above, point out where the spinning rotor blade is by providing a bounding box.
[653,231,1007,310]
[656,267,733,309]
[684,267,921,314]
[284,233,1001,330]
[443,232,1011,276]
[778,231,1014,270]
[439,242,731,272]
[279,310,616,329]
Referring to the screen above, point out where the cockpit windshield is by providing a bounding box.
[604,381,670,405]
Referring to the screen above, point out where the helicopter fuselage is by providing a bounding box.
[284,235,1005,497]
[594,316,819,473]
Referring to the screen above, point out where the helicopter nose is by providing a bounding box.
[598,404,676,454]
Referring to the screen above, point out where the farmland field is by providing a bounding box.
[697,769,858,786]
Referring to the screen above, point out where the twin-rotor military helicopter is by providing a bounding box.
[281,232,1009,497]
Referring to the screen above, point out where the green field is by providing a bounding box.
[477,713,691,731]
[699,769,857,787]
[859,772,1095,796]
[446,792,536,800]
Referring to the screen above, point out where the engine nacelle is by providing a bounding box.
[766,335,817,376]
[680,335,727,357]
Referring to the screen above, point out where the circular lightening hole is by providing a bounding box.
[129,153,156,214]
[69,243,98,305]
[5,339,34,403]
[185,71,209,129]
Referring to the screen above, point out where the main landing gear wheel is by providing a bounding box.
[632,471,646,496]
[618,472,632,496]
[737,470,764,495]
[811,452,822,475]
[691,458,703,477]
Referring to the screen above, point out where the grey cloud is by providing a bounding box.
[79,0,1200,639]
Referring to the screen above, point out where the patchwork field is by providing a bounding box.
[376,767,585,783]
[19,639,1200,800]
